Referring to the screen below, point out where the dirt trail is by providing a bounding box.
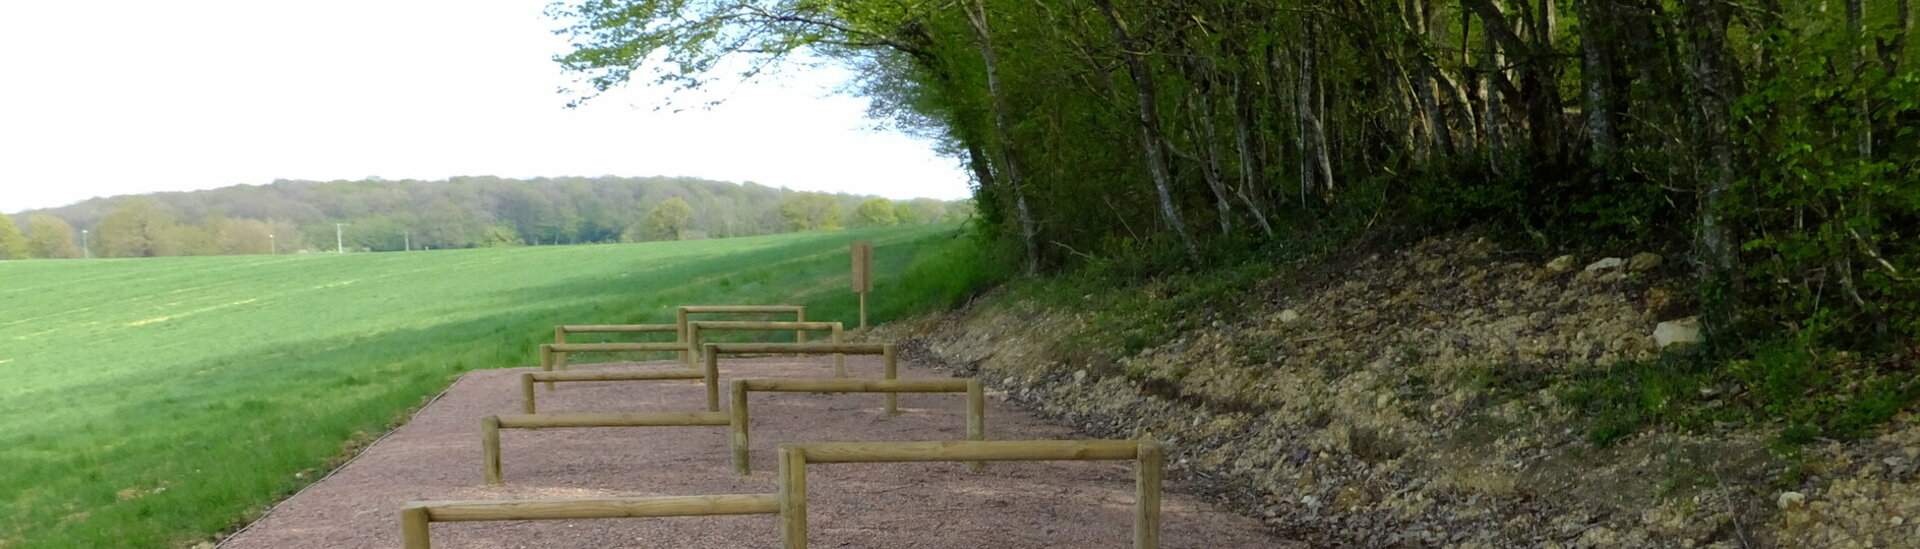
[220,356,1288,548]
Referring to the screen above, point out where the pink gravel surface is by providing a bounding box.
[220,356,1289,548]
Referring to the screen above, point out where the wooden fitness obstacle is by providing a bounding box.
[777,439,1165,549]
[399,494,781,549]
[482,411,731,484]
[539,342,688,391]
[729,378,984,475]
[704,342,898,414]
[687,320,848,376]
[677,305,808,365]
[411,439,1163,549]
[519,369,711,414]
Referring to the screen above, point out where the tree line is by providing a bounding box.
[0,176,964,259]
[549,0,1917,349]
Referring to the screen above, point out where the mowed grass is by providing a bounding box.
[0,224,966,548]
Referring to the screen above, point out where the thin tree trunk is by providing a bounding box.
[1188,86,1234,235]
[1849,0,1873,160]
[1231,75,1277,237]
[1483,9,1506,173]
[1093,0,1201,261]
[965,1,1040,274]
[1681,0,1740,329]
[1579,0,1622,177]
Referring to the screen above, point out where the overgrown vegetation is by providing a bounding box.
[550,0,1918,444]
[0,224,961,548]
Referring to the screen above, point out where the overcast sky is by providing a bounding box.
[0,0,970,214]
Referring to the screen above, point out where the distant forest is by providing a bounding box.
[0,176,967,259]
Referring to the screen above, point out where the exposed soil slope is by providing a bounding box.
[880,235,1920,548]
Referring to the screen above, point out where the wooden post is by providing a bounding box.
[704,345,721,412]
[831,324,846,377]
[400,506,432,549]
[686,323,702,373]
[851,241,873,331]
[520,373,536,414]
[731,379,750,475]
[779,447,808,549]
[883,344,899,415]
[553,326,566,344]
[539,345,555,391]
[966,379,986,471]
[482,416,502,485]
[677,308,691,367]
[795,308,807,343]
[1134,440,1164,549]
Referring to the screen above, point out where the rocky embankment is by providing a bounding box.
[872,235,1920,548]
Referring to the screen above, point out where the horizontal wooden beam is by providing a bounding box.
[790,440,1141,463]
[559,324,677,333]
[740,378,968,393]
[689,320,842,331]
[545,342,687,353]
[706,343,888,355]
[407,494,780,522]
[680,305,804,313]
[495,412,730,429]
[529,369,705,383]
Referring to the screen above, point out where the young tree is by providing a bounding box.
[644,197,694,240]
[857,198,900,227]
[0,213,31,259]
[24,214,81,258]
[95,198,179,258]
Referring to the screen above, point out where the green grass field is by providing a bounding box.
[0,224,978,548]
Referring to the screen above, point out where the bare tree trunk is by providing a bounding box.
[1579,0,1623,176]
[1188,86,1234,235]
[965,0,1040,274]
[1483,8,1506,173]
[1681,0,1740,329]
[1231,75,1277,237]
[1094,0,1201,261]
[1849,0,1873,160]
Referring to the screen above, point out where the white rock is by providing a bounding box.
[1545,255,1578,273]
[1654,317,1703,348]
[1777,491,1806,510]
[1585,257,1625,271]
[1278,309,1301,323]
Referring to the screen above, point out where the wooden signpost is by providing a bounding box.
[851,241,873,330]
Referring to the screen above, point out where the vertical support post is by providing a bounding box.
[482,416,503,485]
[539,345,555,391]
[520,373,536,414]
[779,447,809,549]
[831,325,846,377]
[704,345,721,412]
[731,379,751,475]
[795,308,807,343]
[966,379,986,471]
[677,308,691,367]
[882,344,899,415]
[686,324,702,375]
[553,326,566,344]
[859,292,868,331]
[400,506,432,549]
[1134,440,1164,549]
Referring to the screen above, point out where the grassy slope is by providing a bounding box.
[0,224,959,548]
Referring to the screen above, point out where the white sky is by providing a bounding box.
[0,0,971,214]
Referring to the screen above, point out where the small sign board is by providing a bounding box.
[851,241,875,293]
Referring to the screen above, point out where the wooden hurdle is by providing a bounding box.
[519,369,713,414]
[729,378,984,475]
[688,320,847,377]
[677,306,808,365]
[400,494,780,548]
[553,323,679,345]
[539,342,689,391]
[482,412,732,484]
[704,343,898,414]
[776,440,1165,549]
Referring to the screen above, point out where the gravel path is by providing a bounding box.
[221,356,1288,548]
